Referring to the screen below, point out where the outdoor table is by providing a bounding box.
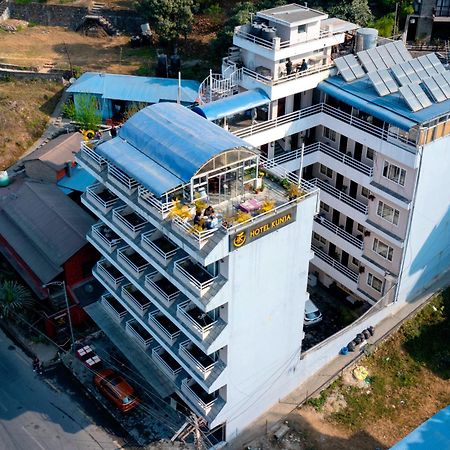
[239,198,262,213]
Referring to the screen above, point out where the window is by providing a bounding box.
[377,201,400,225]
[313,232,326,245]
[366,148,374,160]
[367,273,383,292]
[320,164,333,178]
[357,223,364,233]
[361,187,370,198]
[372,238,394,261]
[320,201,330,212]
[323,127,336,142]
[298,24,306,33]
[352,257,359,266]
[383,161,406,186]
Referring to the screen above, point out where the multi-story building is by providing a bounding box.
[77,102,319,443]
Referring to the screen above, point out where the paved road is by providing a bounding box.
[0,328,123,450]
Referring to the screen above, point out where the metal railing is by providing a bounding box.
[312,245,359,283]
[112,205,148,236]
[121,284,151,315]
[125,319,152,348]
[117,246,150,278]
[148,311,181,345]
[96,260,124,289]
[86,184,118,210]
[179,341,218,378]
[137,186,173,217]
[145,276,180,304]
[101,294,127,321]
[177,300,217,341]
[310,178,368,215]
[181,378,216,414]
[91,223,122,252]
[152,346,182,379]
[80,141,106,170]
[142,234,178,263]
[108,163,139,193]
[172,215,219,247]
[174,257,217,295]
[314,217,364,250]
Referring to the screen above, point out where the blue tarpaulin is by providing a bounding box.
[193,89,270,121]
[95,103,252,197]
[67,72,200,104]
[390,405,450,449]
[57,166,96,194]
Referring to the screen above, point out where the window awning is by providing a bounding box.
[193,89,270,121]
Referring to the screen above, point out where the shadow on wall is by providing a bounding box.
[404,204,450,302]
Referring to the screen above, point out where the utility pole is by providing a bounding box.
[393,3,399,38]
[191,413,206,450]
[63,41,74,77]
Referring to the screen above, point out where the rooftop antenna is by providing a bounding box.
[177,72,181,104]
[298,142,305,188]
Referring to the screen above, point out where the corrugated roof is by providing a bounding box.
[67,72,200,104]
[96,103,252,196]
[57,165,96,194]
[0,180,95,283]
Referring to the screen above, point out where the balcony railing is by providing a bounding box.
[174,257,217,296]
[121,283,151,316]
[91,223,122,253]
[181,378,217,415]
[125,319,153,349]
[172,215,219,248]
[137,185,173,218]
[314,216,364,250]
[312,245,359,283]
[108,163,139,194]
[152,346,182,380]
[176,301,217,341]
[112,205,149,239]
[145,275,180,307]
[142,234,178,265]
[179,341,221,379]
[101,294,127,322]
[96,260,124,289]
[148,310,181,346]
[86,183,119,213]
[117,246,151,279]
[80,141,106,172]
[310,178,368,215]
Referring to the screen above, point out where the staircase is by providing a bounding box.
[89,1,105,14]
[198,67,242,104]
[85,2,120,36]
[0,0,9,20]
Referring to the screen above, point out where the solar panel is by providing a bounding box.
[442,70,450,86]
[367,48,388,70]
[422,77,447,102]
[414,83,433,108]
[391,65,409,86]
[343,54,366,79]
[410,59,429,79]
[426,53,446,73]
[376,45,396,68]
[334,56,356,82]
[433,74,450,99]
[394,40,412,61]
[368,71,390,96]
[399,84,422,111]
[378,69,399,93]
[400,61,421,83]
[357,51,377,72]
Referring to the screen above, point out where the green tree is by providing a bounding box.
[0,281,33,320]
[329,0,373,27]
[136,0,194,49]
[69,95,102,131]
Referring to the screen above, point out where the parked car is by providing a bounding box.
[304,299,322,326]
[93,368,140,412]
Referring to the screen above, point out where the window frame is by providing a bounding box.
[320,201,330,212]
[367,273,383,292]
[372,238,394,261]
[366,148,374,160]
[297,24,307,33]
[323,126,336,142]
[377,200,400,226]
[320,164,333,178]
[382,161,406,186]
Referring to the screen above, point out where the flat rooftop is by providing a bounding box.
[257,3,327,26]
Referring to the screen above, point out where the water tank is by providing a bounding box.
[356,28,378,52]
[250,23,263,38]
[261,26,276,42]
[0,171,9,187]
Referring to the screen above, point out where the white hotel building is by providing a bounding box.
[76,3,450,446]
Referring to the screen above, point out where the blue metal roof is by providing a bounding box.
[318,75,450,130]
[95,103,252,197]
[57,166,96,194]
[193,89,270,121]
[67,72,200,104]
[390,406,450,450]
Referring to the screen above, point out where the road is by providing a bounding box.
[0,328,123,450]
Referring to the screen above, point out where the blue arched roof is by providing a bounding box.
[96,103,252,197]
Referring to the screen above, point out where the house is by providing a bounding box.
[67,72,201,122]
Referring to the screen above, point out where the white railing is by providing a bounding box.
[91,223,121,252]
[181,378,216,414]
[312,245,359,283]
[121,284,151,315]
[141,234,178,263]
[315,217,364,250]
[174,257,217,294]
[80,141,106,171]
[172,215,218,247]
[108,163,139,193]
[125,319,152,348]
[138,186,173,217]
[101,294,127,321]
[148,311,181,345]
[112,205,148,235]
[86,184,118,210]
[117,246,150,278]
[177,300,217,340]
[96,260,124,289]
[145,276,180,304]
[179,341,217,378]
[152,346,182,379]
[310,178,368,215]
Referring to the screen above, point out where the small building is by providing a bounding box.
[67,72,201,122]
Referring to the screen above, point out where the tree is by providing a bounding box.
[63,94,102,131]
[329,0,373,27]
[137,0,194,48]
[0,281,33,320]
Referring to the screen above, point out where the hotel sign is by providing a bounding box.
[229,207,297,251]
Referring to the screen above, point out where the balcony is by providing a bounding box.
[152,346,182,380]
[86,184,119,215]
[117,246,151,279]
[148,310,181,346]
[125,319,153,349]
[310,178,368,215]
[176,301,218,341]
[80,141,106,172]
[314,216,364,251]
[312,245,359,283]
[137,185,173,218]
[96,259,125,290]
[174,257,217,296]
[121,283,151,316]
[107,163,139,195]
[101,294,127,322]
[181,378,218,416]
[141,234,178,266]
[91,223,122,253]
[145,275,180,308]
[179,341,223,380]
[112,205,149,239]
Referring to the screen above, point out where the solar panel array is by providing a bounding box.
[357,40,412,72]
[334,54,366,82]
[399,83,432,112]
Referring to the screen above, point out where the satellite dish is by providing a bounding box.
[69,77,77,84]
